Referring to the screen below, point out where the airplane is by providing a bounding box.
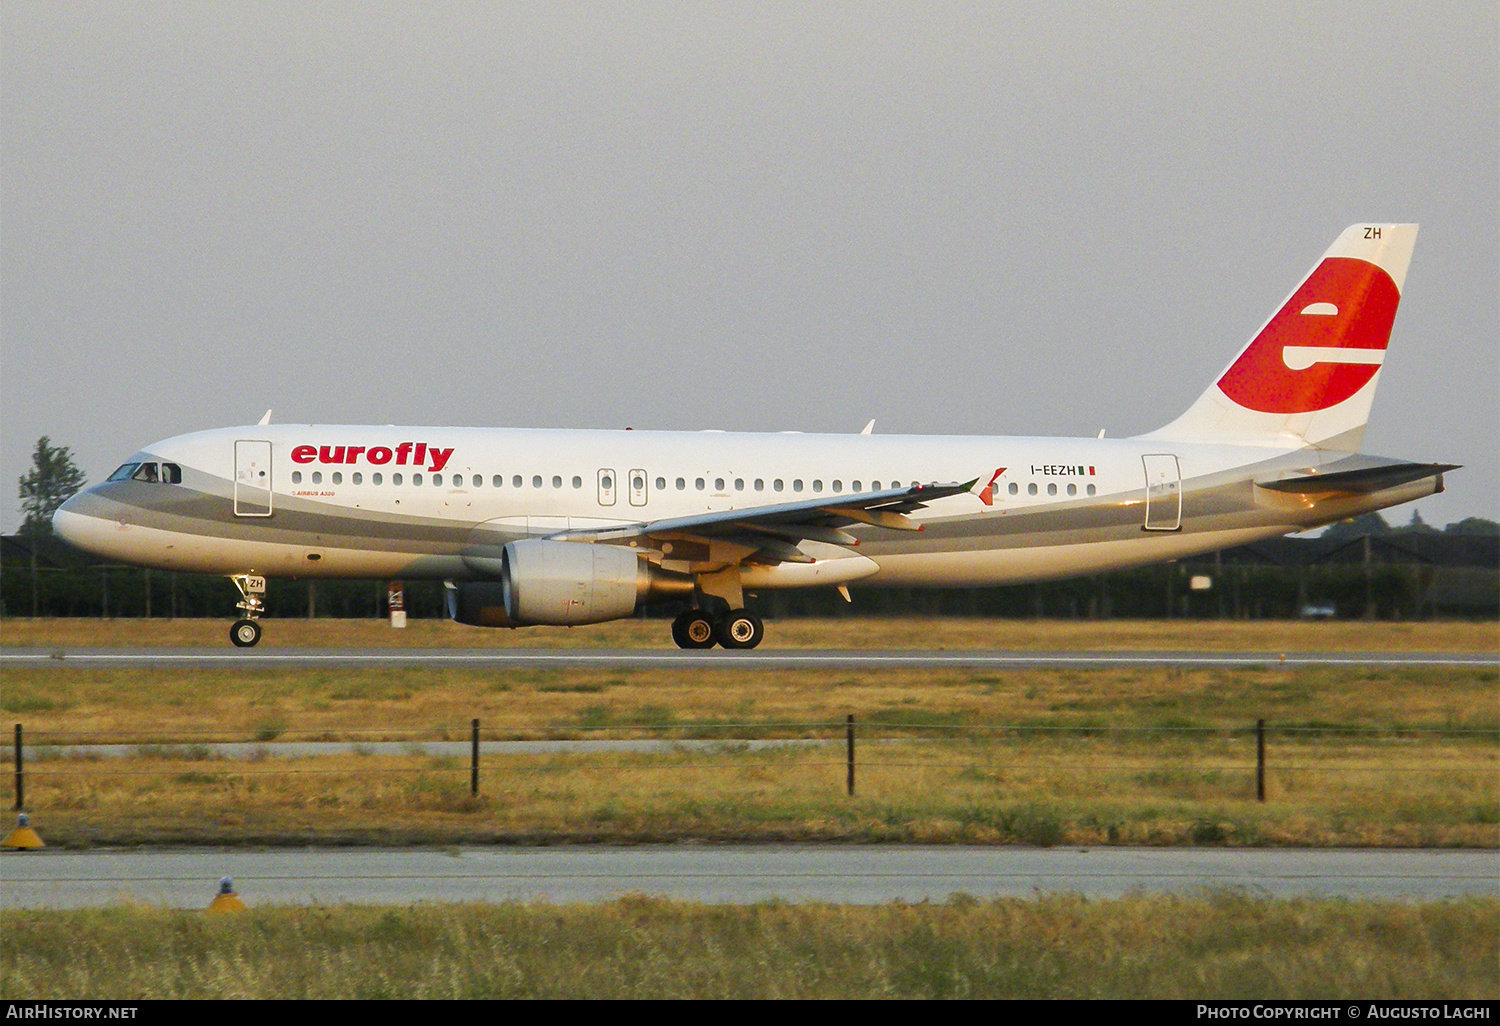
[53,223,1456,649]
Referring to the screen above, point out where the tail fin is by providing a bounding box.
[1144,223,1417,451]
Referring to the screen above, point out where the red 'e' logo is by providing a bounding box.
[1216,257,1400,415]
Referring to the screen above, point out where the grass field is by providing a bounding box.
[3,896,1495,999]
[3,619,1495,1000]
[5,655,1495,847]
[3,615,1497,651]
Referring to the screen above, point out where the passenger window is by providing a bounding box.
[473,475,482,488]
[353,472,363,485]
[374,473,383,486]
[132,463,159,483]
[162,463,182,484]
[312,471,322,485]
[774,479,784,492]
[574,476,583,489]
[734,479,744,491]
[332,472,343,485]
[695,478,705,491]
[634,474,645,491]
[432,474,441,486]
[851,480,861,492]
[413,473,423,486]
[513,475,523,488]
[812,480,822,493]
[1087,484,1096,496]
[292,471,303,484]
[676,478,685,490]
[655,477,666,491]
[872,481,881,491]
[549,475,559,488]
[1047,483,1057,496]
[1027,483,1037,496]
[533,475,543,488]
[832,480,842,493]
[1008,482,1018,495]
[793,479,803,492]
[493,475,502,487]
[393,473,403,486]
[714,478,725,491]
[754,479,764,491]
[1067,483,1076,496]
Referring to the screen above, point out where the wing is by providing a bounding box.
[552,480,978,565]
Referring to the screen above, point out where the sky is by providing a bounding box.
[3,2,1497,532]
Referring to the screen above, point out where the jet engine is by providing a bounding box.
[448,540,691,627]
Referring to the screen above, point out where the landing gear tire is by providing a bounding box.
[672,610,718,649]
[230,618,262,648]
[717,610,764,650]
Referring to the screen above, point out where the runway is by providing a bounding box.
[2,846,1493,908]
[4,646,1496,670]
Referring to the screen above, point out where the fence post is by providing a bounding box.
[471,718,480,797]
[846,714,855,797]
[1256,718,1266,802]
[13,723,22,811]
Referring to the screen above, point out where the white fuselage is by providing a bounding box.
[54,423,1434,589]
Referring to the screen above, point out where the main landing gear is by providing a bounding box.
[671,608,765,650]
[229,574,266,648]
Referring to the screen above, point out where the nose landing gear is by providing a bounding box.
[229,574,266,648]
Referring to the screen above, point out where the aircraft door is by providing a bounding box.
[628,469,648,507]
[1141,453,1181,531]
[597,468,616,506]
[234,440,274,517]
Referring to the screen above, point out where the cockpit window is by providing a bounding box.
[108,461,182,484]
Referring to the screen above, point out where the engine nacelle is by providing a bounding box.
[448,541,692,628]
[445,581,520,628]
[501,539,643,625]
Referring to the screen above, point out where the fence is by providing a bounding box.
[10,717,1497,810]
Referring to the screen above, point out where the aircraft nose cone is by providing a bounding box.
[52,499,100,552]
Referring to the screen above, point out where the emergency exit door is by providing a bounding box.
[1141,453,1181,531]
[234,440,274,517]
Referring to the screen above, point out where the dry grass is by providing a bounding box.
[2,615,1497,652]
[3,895,1496,999]
[12,732,1496,848]
[3,663,1494,743]
[3,624,1494,849]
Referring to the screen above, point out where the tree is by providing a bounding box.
[18,436,87,537]
[1396,508,1439,535]
[1321,511,1390,541]
[1443,516,1500,537]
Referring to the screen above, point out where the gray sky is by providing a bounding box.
[4,2,1496,532]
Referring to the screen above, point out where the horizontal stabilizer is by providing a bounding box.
[1257,462,1458,495]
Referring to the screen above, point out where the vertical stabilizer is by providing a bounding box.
[1143,223,1417,451]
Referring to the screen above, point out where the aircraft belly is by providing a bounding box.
[865,524,1300,586]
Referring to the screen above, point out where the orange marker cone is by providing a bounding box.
[2,813,44,850]
[207,876,246,913]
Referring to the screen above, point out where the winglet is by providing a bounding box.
[257,409,273,426]
[860,419,875,436]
